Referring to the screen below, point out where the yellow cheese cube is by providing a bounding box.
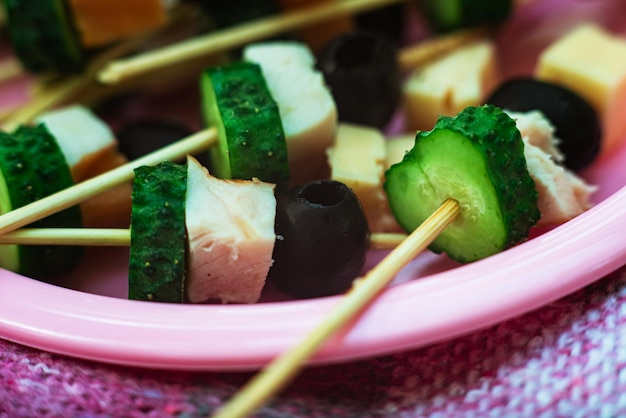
[403,40,499,132]
[70,0,168,48]
[327,123,399,232]
[536,24,626,155]
[385,134,415,169]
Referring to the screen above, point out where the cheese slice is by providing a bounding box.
[69,0,169,48]
[403,40,499,132]
[327,123,398,233]
[536,24,626,156]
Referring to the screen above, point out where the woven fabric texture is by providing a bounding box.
[2,265,626,418]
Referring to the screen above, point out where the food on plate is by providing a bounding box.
[535,24,626,157]
[243,41,337,185]
[2,0,174,73]
[420,0,513,33]
[0,125,83,278]
[506,110,596,225]
[185,157,276,304]
[128,160,187,303]
[3,0,85,73]
[385,105,541,263]
[326,123,399,233]
[403,40,499,132]
[68,0,170,48]
[316,31,401,130]
[0,1,611,305]
[486,77,601,171]
[200,61,289,187]
[268,179,370,299]
[36,105,133,228]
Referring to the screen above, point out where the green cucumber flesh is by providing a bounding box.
[3,0,84,73]
[384,105,540,263]
[128,161,188,303]
[201,61,289,187]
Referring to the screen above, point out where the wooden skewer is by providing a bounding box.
[0,127,217,236]
[0,5,197,131]
[97,0,411,84]
[0,228,408,249]
[212,198,459,418]
[0,57,24,85]
[396,27,487,72]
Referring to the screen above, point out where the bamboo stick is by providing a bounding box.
[97,0,410,84]
[212,198,459,418]
[0,127,217,236]
[0,228,407,249]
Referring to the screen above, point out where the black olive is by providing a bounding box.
[355,3,406,44]
[485,77,601,172]
[316,31,401,130]
[116,118,211,167]
[268,180,370,299]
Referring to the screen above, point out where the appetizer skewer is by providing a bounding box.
[0,127,217,236]
[214,198,460,418]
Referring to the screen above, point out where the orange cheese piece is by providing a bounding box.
[69,0,168,48]
[536,24,626,156]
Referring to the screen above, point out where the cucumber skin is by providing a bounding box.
[421,0,513,33]
[128,162,188,303]
[384,105,540,263]
[201,62,289,187]
[13,124,84,277]
[0,126,82,277]
[3,0,84,73]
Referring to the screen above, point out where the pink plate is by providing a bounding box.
[1,0,626,371]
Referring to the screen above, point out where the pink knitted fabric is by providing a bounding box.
[2,265,626,417]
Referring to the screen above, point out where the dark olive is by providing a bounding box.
[268,180,370,299]
[116,118,210,167]
[316,31,401,130]
[355,3,406,44]
[485,77,601,172]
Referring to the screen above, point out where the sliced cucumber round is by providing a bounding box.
[3,0,84,73]
[200,62,289,187]
[421,0,513,33]
[128,161,188,303]
[0,125,83,277]
[384,105,540,263]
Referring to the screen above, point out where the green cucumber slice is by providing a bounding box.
[420,0,513,33]
[3,0,84,73]
[200,61,289,187]
[128,161,188,303]
[384,105,540,263]
[0,125,82,277]
[13,124,84,277]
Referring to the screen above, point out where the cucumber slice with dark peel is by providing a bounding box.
[200,62,289,187]
[3,0,84,73]
[128,162,188,303]
[0,126,82,277]
[13,124,84,277]
[420,0,513,33]
[384,105,540,263]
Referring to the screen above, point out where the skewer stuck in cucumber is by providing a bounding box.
[384,105,541,263]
